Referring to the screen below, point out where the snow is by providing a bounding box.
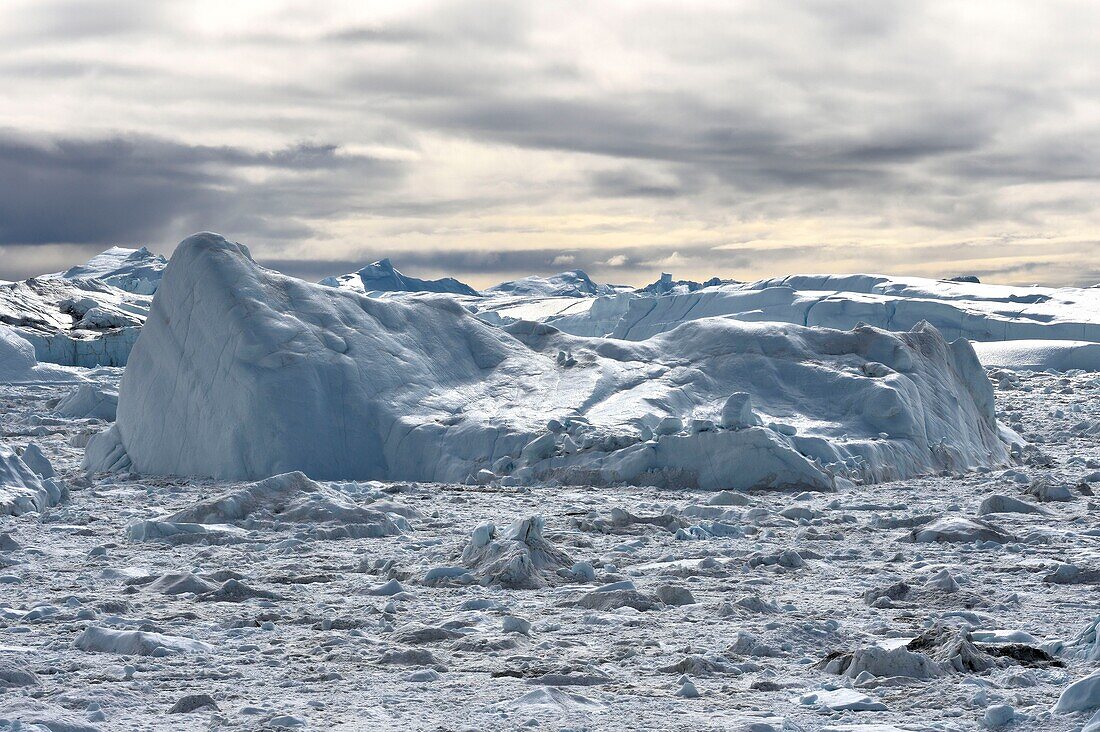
[320,258,479,296]
[86,234,1015,492]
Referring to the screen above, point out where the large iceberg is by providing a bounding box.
[0,325,84,383]
[85,233,1016,490]
[320,258,479,296]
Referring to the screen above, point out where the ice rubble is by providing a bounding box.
[86,233,1016,490]
[320,258,479,296]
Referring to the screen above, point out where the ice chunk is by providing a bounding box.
[461,516,572,589]
[1054,669,1100,713]
[908,517,1014,544]
[127,471,401,542]
[719,392,761,430]
[842,645,943,679]
[800,688,887,711]
[55,383,118,421]
[75,626,212,656]
[0,445,67,516]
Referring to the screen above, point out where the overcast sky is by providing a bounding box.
[1,0,1099,287]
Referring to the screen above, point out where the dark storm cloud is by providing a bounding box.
[0,132,403,248]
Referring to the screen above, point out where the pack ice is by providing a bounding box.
[85,233,1015,490]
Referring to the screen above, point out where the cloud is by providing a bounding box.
[0,131,403,249]
[0,0,1098,286]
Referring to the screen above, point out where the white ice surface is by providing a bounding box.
[600,274,1100,344]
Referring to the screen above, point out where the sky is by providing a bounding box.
[1,0,1099,288]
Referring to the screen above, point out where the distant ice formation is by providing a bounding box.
[0,246,163,367]
[320,258,480,296]
[60,246,167,295]
[487,269,629,298]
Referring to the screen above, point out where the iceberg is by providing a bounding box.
[487,269,627,298]
[85,233,1016,490]
[320,257,479,296]
[60,246,167,295]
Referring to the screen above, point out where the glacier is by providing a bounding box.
[85,233,1016,489]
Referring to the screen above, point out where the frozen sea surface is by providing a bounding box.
[0,367,1097,730]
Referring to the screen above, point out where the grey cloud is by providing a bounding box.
[5,0,170,40]
[0,1,1097,286]
[0,132,403,252]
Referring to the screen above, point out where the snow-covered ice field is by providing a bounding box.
[0,237,1099,731]
[0,363,1098,730]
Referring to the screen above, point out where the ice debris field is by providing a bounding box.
[0,232,1099,730]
